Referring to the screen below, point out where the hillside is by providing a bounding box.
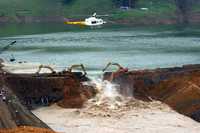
[0,0,112,16]
[0,0,199,24]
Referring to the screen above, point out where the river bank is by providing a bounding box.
[0,12,200,25]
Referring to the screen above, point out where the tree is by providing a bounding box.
[129,0,138,8]
[112,0,138,8]
[62,0,73,5]
[112,0,123,7]
[174,0,195,23]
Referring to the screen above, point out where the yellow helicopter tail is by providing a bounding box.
[64,21,86,26]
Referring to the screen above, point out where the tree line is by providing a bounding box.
[175,0,198,23]
[62,0,73,5]
[112,0,137,8]
[62,0,199,23]
[112,0,199,23]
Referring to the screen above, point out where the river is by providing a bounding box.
[0,23,200,75]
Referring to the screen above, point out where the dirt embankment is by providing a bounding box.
[0,69,54,132]
[104,64,200,121]
[3,72,96,109]
[0,62,96,132]
[0,126,56,133]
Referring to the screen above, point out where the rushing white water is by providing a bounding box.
[83,77,126,110]
[90,77,120,97]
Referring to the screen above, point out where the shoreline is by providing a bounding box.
[0,12,200,26]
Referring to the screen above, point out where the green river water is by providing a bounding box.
[0,23,200,75]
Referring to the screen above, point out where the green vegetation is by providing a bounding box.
[192,3,200,12]
[0,0,199,22]
[0,0,62,17]
[112,0,176,20]
[0,0,114,17]
[63,0,114,17]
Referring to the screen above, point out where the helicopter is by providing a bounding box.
[64,13,107,27]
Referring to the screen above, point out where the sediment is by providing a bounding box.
[103,64,200,121]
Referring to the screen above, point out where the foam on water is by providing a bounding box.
[84,76,125,110]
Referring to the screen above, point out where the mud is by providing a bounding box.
[0,126,56,133]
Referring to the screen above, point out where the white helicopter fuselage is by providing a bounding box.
[84,16,106,26]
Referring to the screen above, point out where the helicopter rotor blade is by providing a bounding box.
[96,14,109,17]
[66,14,110,18]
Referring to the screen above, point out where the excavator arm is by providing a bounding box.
[67,64,87,76]
[102,62,124,72]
